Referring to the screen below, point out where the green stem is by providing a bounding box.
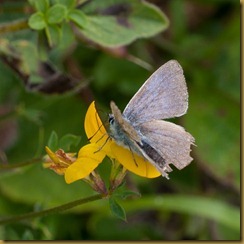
[0,193,104,225]
[0,158,42,170]
[0,18,29,34]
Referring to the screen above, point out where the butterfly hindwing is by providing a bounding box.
[137,120,195,170]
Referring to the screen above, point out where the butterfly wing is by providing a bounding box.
[123,60,188,125]
[137,120,195,171]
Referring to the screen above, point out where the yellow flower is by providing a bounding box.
[64,101,160,184]
[43,148,76,175]
[45,101,161,184]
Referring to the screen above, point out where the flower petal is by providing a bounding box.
[45,146,60,164]
[65,143,106,183]
[84,101,108,145]
[110,141,161,178]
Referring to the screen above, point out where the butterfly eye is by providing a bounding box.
[109,114,115,124]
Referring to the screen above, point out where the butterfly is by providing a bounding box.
[108,60,195,178]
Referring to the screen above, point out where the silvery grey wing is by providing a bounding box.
[138,120,194,170]
[123,60,188,125]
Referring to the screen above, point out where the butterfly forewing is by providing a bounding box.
[123,60,188,125]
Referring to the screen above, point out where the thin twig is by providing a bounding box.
[0,193,104,225]
[0,18,29,34]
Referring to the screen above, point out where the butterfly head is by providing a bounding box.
[108,113,115,125]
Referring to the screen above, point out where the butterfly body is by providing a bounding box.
[109,102,143,157]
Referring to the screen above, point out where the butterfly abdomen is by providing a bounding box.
[137,140,165,169]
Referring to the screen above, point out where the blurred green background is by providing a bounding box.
[0,0,240,240]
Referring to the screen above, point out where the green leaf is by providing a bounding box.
[55,0,76,8]
[76,0,169,47]
[68,9,87,28]
[119,190,141,200]
[59,134,81,151]
[28,12,46,30]
[0,39,39,79]
[28,0,50,12]
[46,4,67,24]
[47,131,59,151]
[45,24,62,46]
[122,195,240,232]
[109,198,126,221]
[88,195,240,239]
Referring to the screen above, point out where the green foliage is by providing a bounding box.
[78,0,169,47]
[0,0,240,241]
[59,134,81,151]
[28,0,50,12]
[47,131,81,151]
[118,190,141,200]
[28,12,47,30]
[46,4,67,24]
[27,0,168,47]
[47,131,59,150]
[68,9,87,28]
[109,197,126,221]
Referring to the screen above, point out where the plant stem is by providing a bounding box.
[0,18,29,34]
[0,194,103,225]
[0,158,42,170]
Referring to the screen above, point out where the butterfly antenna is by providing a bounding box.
[87,109,108,141]
[87,123,104,141]
[94,135,111,154]
[88,109,111,153]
